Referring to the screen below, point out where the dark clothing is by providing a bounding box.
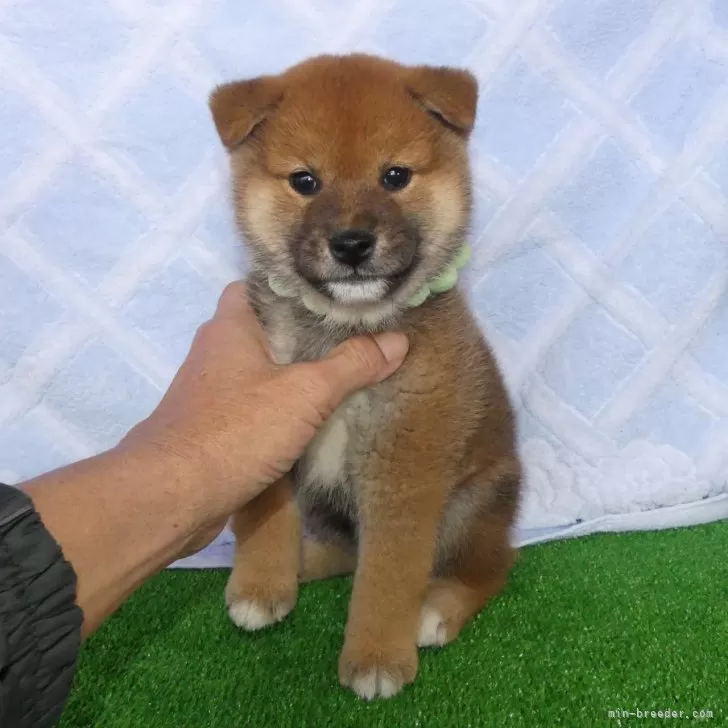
[0,483,82,727]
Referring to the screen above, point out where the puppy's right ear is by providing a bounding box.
[406,65,478,137]
[209,77,282,150]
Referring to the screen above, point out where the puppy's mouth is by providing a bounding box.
[325,278,391,304]
[306,266,414,305]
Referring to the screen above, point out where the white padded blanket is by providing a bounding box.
[1,0,727,568]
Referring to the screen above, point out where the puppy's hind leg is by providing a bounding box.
[417,563,513,648]
[418,467,520,647]
[300,538,357,583]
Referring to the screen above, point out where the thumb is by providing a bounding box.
[300,332,409,412]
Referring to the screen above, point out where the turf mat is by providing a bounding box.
[60,521,728,727]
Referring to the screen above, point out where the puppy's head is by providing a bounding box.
[210,54,477,322]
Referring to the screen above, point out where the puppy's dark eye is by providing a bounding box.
[381,166,412,191]
[289,171,320,196]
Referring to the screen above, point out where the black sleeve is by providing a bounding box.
[0,483,83,728]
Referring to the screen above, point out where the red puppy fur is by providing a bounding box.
[209,54,521,700]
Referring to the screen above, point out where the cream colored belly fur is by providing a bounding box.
[269,324,373,491]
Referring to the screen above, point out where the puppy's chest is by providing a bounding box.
[265,313,386,492]
[297,391,378,494]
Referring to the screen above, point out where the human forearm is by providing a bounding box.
[21,443,215,637]
[16,282,407,639]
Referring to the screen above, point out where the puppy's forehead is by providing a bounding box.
[264,60,436,172]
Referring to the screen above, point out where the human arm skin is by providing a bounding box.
[19,282,409,637]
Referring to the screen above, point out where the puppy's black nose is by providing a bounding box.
[328,229,376,268]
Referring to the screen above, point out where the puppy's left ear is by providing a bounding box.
[209,76,283,150]
[406,66,478,137]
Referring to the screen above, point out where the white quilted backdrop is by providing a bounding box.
[1,0,727,566]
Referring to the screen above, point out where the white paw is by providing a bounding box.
[349,668,402,700]
[227,599,292,631]
[417,607,448,647]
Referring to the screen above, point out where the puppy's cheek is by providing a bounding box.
[240,182,278,240]
[426,174,468,240]
[238,180,303,261]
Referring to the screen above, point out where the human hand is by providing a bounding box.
[120,281,408,553]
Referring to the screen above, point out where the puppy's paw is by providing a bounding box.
[417,606,449,648]
[224,576,297,631]
[227,598,294,631]
[338,642,418,700]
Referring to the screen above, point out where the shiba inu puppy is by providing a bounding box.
[209,53,521,700]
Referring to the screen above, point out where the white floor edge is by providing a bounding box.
[513,493,728,547]
[169,493,728,569]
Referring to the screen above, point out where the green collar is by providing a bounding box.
[268,242,471,313]
[406,242,471,307]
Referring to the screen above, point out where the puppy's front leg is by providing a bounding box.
[225,475,301,630]
[339,454,449,700]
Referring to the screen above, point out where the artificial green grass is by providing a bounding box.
[61,521,728,727]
